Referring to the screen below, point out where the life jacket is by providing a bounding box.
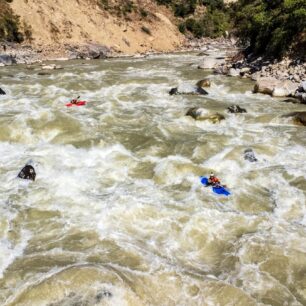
[210,176,220,183]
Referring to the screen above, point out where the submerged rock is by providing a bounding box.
[17,165,36,181]
[198,58,219,69]
[244,149,258,162]
[0,88,5,95]
[96,290,113,302]
[169,87,178,95]
[186,107,225,123]
[196,79,211,88]
[283,112,306,126]
[227,105,247,113]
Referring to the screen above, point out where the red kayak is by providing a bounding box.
[66,101,87,107]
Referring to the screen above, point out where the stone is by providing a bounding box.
[169,87,178,95]
[17,165,36,181]
[0,88,5,95]
[198,58,218,69]
[227,68,240,77]
[196,79,211,88]
[176,83,208,95]
[186,107,225,123]
[227,105,247,113]
[283,112,306,126]
[244,149,258,162]
[240,67,251,74]
[254,77,298,96]
[0,54,16,65]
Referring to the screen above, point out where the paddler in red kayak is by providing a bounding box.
[70,96,81,104]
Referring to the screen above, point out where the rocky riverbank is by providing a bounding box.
[0,37,237,66]
[213,52,306,103]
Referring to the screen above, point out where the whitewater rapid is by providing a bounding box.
[0,54,306,306]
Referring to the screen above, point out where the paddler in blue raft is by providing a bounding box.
[200,172,230,196]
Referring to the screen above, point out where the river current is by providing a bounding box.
[0,53,306,306]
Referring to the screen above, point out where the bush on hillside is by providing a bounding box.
[0,0,24,42]
[232,0,306,57]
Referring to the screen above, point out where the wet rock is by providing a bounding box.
[282,98,300,104]
[227,105,247,113]
[283,112,306,126]
[196,87,208,95]
[96,290,112,302]
[244,149,258,162]
[196,79,211,88]
[254,77,298,96]
[169,87,178,95]
[227,68,240,77]
[42,64,63,70]
[0,54,16,65]
[198,58,218,69]
[174,84,208,95]
[186,107,225,123]
[17,165,36,181]
[0,88,5,95]
[38,72,51,76]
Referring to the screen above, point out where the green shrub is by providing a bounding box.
[232,0,306,57]
[0,0,24,43]
[178,22,186,33]
[141,26,151,35]
[140,8,148,18]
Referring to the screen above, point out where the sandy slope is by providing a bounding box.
[10,0,185,55]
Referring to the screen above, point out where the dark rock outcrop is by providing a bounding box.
[283,112,306,126]
[0,54,16,65]
[169,87,178,95]
[0,88,6,95]
[227,105,247,113]
[244,149,258,162]
[17,165,36,181]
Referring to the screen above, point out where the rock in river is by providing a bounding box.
[227,105,247,113]
[186,107,225,123]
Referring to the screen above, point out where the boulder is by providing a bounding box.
[254,77,298,96]
[227,105,247,113]
[196,79,211,88]
[198,58,218,69]
[294,92,306,103]
[69,44,109,59]
[17,165,36,181]
[0,54,16,66]
[254,77,280,95]
[175,83,208,95]
[227,68,240,77]
[186,107,225,123]
[244,149,258,162]
[0,88,5,95]
[283,112,306,126]
[169,87,178,95]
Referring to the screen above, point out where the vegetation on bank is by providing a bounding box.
[231,0,306,58]
[156,0,231,38]
[0,0,32,43]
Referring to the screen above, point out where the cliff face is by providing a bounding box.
[10,0,184,54]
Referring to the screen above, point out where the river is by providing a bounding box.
[0,53,306,306]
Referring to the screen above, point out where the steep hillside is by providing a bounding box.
[9,0,185,54]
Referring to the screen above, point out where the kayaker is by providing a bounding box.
[70,96,80,104]
[208,172,221,187]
